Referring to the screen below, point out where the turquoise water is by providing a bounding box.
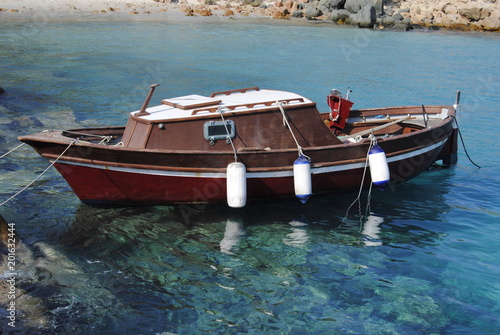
[1,17,500,334]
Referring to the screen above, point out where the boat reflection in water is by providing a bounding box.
[283,219,310,248]
[220,218,246,255]
[219,216,311,255]
[361,214,384,247]
[38,179,453,332]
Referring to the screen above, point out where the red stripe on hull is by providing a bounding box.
[54,163,359,205]
[54,163,227,205]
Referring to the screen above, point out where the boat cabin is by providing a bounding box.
[120,87,343,151]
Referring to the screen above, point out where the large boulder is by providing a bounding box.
[372,0,383,16]
[304,6,322,18]
[478,10,500,30]
[344,0,378,14]
[347,4,376,27]
[457,2,483,21]
[304,0,345,18]
[329,9,351,21]
[318,0,345,16]
[433,12,470,29]
[292,9,304,18]
[395,0,499,31]
[344,0,364,13]
[322,0,346,11]
[292,0,498,31]
[380,14,395,26]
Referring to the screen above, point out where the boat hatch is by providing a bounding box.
[162,95,222,110]
[204,120,236,144]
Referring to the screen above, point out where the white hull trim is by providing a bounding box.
[54,140,446,179]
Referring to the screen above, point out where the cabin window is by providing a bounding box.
[203,120,236,143]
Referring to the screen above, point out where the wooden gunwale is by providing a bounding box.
[350,105,454,117]
[20,104,455,173]
[37,117,452,174]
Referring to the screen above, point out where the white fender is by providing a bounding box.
[368,143,390,189]
[293,155,312,203]
[226,162,247,208]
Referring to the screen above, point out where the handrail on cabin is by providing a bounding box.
[209,87,260,98]
[191,98,305,115]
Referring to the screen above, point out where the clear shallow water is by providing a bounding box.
[1,17,499,334]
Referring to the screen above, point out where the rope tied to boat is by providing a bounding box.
[60,130,115,145]
[0,143,26,159]
[448,115,481,168]
[341,135,376,225]
[1,130,54,159]
[277,101,311,161]
[218,107,238,163]
[0,139,77,207]
[98,136,113,145]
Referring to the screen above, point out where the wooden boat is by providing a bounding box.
[19,85,459,207]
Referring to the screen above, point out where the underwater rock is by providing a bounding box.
[0,279,51,330]
[3,116,44,130]
[0,214,51,330]
[0,214,19,254]
[0,87,5,95]
[0,213,128,333]
[0,214,12,253]
[35,109,77,129]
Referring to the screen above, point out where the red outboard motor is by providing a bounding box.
[327,89,354,133]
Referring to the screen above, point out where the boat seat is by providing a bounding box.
[401,118,442,128]
[340,116,410,141]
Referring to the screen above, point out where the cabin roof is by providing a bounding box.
[131,89,313,121]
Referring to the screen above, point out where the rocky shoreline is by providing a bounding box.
[291,0,499,31]
[0,0,499,31]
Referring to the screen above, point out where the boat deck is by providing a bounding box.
[134,88,313,121]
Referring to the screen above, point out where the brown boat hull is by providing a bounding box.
[38,133,452,205]
[50,144,445,206]
[18,103,457,206]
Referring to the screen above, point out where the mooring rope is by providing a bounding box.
[277,101,311,160]
[218,107,238,163]
[0,143,26,159]
[341,136,375,225]
[0,140,76,207]
[98,136,113,145]
[449,115,481,168]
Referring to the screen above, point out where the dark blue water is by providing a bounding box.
[1,17,499,334]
